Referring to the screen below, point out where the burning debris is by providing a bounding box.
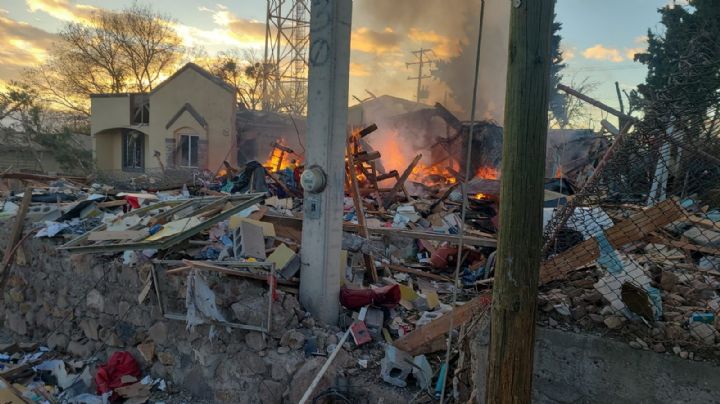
[1,88,719,402]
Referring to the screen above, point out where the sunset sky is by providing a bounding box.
[0,0,685,126]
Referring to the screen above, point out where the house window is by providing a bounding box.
[122,130,144,171]
[178,134,199,167]
[131,95,150,125]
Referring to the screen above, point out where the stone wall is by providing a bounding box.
[0,224,350,403]
[472,326,720,403]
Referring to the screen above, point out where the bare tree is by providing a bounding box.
[103,4,184,92]
[209,49,269,110]
[24,4,185,115]
[549,77,599,129]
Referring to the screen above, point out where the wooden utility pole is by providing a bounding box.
[406,48,436,103]
[485,1,555,403]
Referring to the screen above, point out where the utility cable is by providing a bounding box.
[439,0,485,402]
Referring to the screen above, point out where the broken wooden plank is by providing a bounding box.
[87,230,149,241]
[541,199,684,283]
[169,260,299,287]
[0,187,32,293]
[60,194,265,253]
[358,123,378,138]
[688,216,720,232]
[646,233,720,256]
[347,144,379,283]
[354,150,382,163]
[394,294,491,355]
[375,170,400,182]
[384,154,422,208]
[95,199,128,208]
[385,264,452,282]
[346,225,497,248]
[434,102,463,132]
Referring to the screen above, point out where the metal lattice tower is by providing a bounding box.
[262,0,310,115]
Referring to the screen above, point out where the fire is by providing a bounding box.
[217,168,228,177]
[475,166,499,180]
[263,139,297,172]
[411,163,457,186]
[474,193,488,200]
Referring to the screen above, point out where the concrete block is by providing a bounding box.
[380,345,413,387]
[364,308,384,337]
[233,220,266,260]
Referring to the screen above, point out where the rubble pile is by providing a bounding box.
[0,149,498,401]
[1,109,719,402]
[540,202,720,361]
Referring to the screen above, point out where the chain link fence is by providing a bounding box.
[539,54,720,355]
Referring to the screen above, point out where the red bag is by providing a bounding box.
[339,284,400,309]
[95,351,141,399]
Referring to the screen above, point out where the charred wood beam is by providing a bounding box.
[354,150,381,163]
[434,102,463,131]
[375,170,399,181]
[358,123,378,138]
[383,154,422,208]
[558,84,637,123]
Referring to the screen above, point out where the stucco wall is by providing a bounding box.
[91,95,131,134]
[149,67,236,171]
[94,129,124,171]
[90,65,236,173]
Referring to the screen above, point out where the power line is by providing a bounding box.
[406,48,436,103]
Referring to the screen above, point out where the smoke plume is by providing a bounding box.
[355,0,511,123]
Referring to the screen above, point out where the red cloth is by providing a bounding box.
[430,246,458,269]
[339,284,400,309]
[95,351,141,399]
[124,196,141,210]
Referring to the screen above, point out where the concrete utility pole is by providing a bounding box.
[485,1,555,403]
[406,48,436,103]
[299,0,352,324]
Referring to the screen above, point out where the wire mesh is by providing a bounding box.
[540,48,720,355]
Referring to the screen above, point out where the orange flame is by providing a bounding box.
[473,193,488,200]
[264,139,297,172]
[475,166,499,180]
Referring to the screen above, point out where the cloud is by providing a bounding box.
[25,0,98,24]
[666,0,689,8]
[624,35,648,60]
[182,4,265,50]
[582,44,624,63]
[351,27,403,55]
[407,28,459,58]
[350,62,371,77]
[0,11,55,81]
[624,47,645,60]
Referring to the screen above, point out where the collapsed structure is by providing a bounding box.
[1,4,720,400]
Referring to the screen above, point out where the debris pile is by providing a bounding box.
[540,200,720,359]
[1,103,720,401]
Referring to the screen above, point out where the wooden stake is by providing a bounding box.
[485,2,555,403]
[0,186,32,294]
[346,144,379,283]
